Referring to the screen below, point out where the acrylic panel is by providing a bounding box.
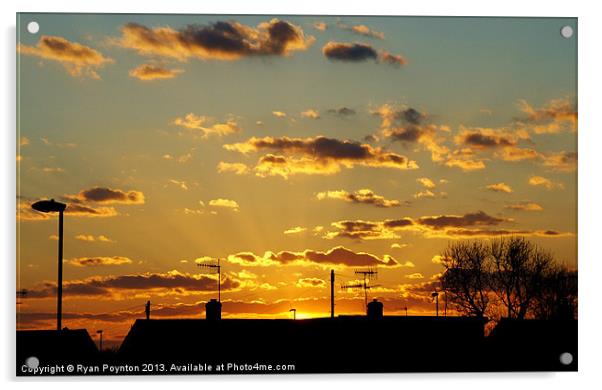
[16,13,577,375]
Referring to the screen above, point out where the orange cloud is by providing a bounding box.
[217,162,250,175]
[18,35,112,79]
[129,63,183,80]
[300,109,320,119]
[336,21,385,40]
[296,278,326,288]
[208,198,239,211]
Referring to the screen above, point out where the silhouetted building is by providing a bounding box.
[17,329,99,369]
[205,299,222,320]
[366,299,383,319]
[118,316,486,373]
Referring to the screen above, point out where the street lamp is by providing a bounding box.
[31,199,67,331]
[289,308,296,320]
[431,291,439,317]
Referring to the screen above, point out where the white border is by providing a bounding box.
[2,0,601,388]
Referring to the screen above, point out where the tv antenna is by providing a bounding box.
[197,258,222,302]
[341,267,379,309]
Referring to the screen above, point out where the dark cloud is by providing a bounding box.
[65,187,145,204]
[416,211,507,230]
[21,271,240,299]
[461,132,515,149]
[117,19,314,61]
[322,41,378,62]
[327,107,356,116]
[68,256,133,267]
[226,246,398,267]
[223,136,417,177]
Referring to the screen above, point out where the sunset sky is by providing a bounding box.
[16,14,577,346]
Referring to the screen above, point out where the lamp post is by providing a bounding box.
[31,199,67,331]
[431,291,439,317]
[289,308,296,320]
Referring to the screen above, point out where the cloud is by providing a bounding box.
[324,211,520,240]
[528,175,564,190]
[223,136,417,178]
[541,151,577,172]
[391,243,409,250]
[322,41,406,67]
[405,273,424,279]
[296,278,326,288]
[20,137,30,146]
[322,41,378,61]
[217,162,250,175]
[18,35,112,79]
[17,199,118,221]
[208,198,239,210]
[457,129,516,149]
[272,111,287,118]
[372,104,449,162]
[327,107,356,116]
[379,51,406,66]
[65,187,145,204]
[75,234,115,243]
[417,177,436,189]
[284,226,307,235]
[168,179,189,191]
[68,256,133,267]
[316,189,401,208]
[300,109,320,119]
[116,19,314,61]
[314,22,328,31]
[505,202,543,212]
[173,113,241,137]
[516,98,577,134]
[413,190,436,199]
[335,21,385,39]
[225,246,399,268]
[486,182,513,193]
[21,270,241,299]
[129,63,183,80]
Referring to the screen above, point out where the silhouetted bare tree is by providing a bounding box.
[532,264,577,320]
[438,237,576,321]
[489,237,554,319]
[439,241,492,318]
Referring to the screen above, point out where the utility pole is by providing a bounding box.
[330,269,335,319]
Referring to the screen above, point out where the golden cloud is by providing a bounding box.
[173,113,241,137]
[129,63,183,80]
[18,35,112,79]
[505,202,543,212]
[528,175,564,190]
[316,188,401,208]
[517,97,577,134]
[65,187,145,204]
[208,198,239,211]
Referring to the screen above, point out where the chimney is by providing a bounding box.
[205,299,222,321]
[367,299,383,319]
